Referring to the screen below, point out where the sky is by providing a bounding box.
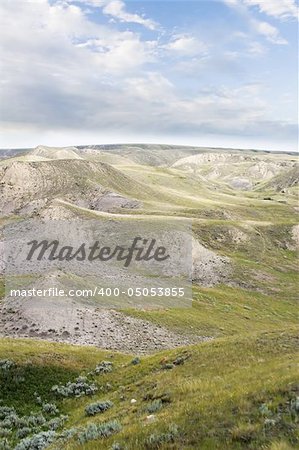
[0,0,298,151]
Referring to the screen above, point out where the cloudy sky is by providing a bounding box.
[0,0,298,150]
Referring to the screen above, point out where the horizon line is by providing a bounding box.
[0,142,298,155]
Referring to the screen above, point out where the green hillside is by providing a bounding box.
[0,328,298,449]
[0,146,298,449]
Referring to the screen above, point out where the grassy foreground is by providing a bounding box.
[0,327,298,450]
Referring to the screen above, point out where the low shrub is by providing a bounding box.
[51,376,97,398]
[161,363,174,370]
[34,393,42,406]
[290,396,299,414]
[146,424,179,448]
[0,360,15,372]
[57,427,78,442]
[77,420,121,444]
[94,361,113,375]
[85,401,113,416]
[15,430,56,450]
[259,403,272,417]
[130,357,141,366]
[14,417,29,429]
[0,407,16,421]
[16,428,31,439]
[26,414,46,427]
[42,403,59,416]
[173,356,185,366]
[0,411,19,429]
[0,430,11,439]
[146,400,162,414]
[111,443,125,450]
[0,438,10,450]
[48,415,68,431]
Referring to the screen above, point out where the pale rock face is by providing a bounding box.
[0,159,141,215]
[172,152,297,190]
[192,238,230,286]
[30,145,83,160]
[0,278,212,353]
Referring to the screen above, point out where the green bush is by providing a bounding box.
[0,361,15,372]
[0,407,16,421]
[51,376,97,398]
[0,438,10,450]
[85,400,113,416]
[94,361,113,375]
[0,430,11,439]
[77,420,121,444]
[48,415,68,431]
[15,430,56,450]
[111,443,125,450]
[26,414,46,427]
[16,428,31,439]
[146,400,162,414]
[42,403,59,416]
[130,357,141,366]
[146,424,179,449]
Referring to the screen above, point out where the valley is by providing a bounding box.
[0,144,298,449]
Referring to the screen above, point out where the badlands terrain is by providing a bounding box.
[0,144,298,449]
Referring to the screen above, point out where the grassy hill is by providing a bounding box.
[0,145,298,449]
[0,327,298,449]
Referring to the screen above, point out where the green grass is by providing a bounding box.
[123,285,298,339]
[0,330,298,449]
[0,362,78,415]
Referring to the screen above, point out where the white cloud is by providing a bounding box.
[0,0,296,150]
[164,35,208,57]
[252,19,288,44]
[58,0,159,30]
[224,0,298,20]
[0,0,159,131]
[247,41,266,55]
[103,0,158,30]
[170,84,268,132]
[223,0,290,44]
[125,73,174,103]
[75,36,157,72]
[0,1,157,74]
[70,0,107,5]
[243,0,298,20]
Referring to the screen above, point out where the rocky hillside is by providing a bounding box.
[0,144,298,353]
[0,144,298,450]
[172,151,297,191]
[0,159,144,215]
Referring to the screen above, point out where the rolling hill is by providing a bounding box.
[0,144,298,449]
